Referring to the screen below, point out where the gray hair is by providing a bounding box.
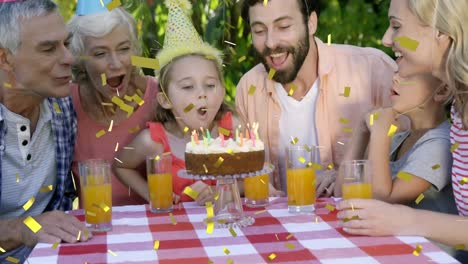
[67,7,141,58]
[0,0,58,53]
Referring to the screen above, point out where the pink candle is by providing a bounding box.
[250,130,255,147]
[220,134,225,147]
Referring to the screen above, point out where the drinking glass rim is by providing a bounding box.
[78,159,109,166]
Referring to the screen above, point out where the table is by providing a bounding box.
[28,198,459,264]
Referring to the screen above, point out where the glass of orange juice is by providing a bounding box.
[341,160,373,200]
[146,155,173,213]
[286,146,316,213]
[244,173,269,207]
[79,159,112,232]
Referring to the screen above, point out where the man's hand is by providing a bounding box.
[20,211,90,247]
[190,181,214,206]
[316,169,337,197]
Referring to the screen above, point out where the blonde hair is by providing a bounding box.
[409,0,468,127]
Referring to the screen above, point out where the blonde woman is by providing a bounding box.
[337,0,468,261]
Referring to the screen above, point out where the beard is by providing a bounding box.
[256,31,310,84]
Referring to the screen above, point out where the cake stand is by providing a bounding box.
[178,163,274,228]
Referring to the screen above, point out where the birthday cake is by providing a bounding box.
[185,131,265,175]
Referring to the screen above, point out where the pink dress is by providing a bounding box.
[72,77,159,206]
[450,105,468,215]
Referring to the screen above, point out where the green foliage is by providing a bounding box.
[56,0,392,103]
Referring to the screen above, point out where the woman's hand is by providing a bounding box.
[268,183,285,197]
[365,107,398,135]
[190,181,214,205]
[336,199,416,236]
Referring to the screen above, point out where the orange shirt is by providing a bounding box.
[236,38,397,190]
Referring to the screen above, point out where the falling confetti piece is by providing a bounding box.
[128,125,141,133]
[298,156,306,164]
[183,186,199,200]
[51,242,59,249]
[263,0,268,6]
[227,258,234,264]
[101,102,113,106]
[53,102,62,114]
[16,173,20,183]
[97,203,110,212]
[268,69,276,80]
[343,86,351,97]
[184,127,189,133]
[342,128,353,133]
[415,193,425,204]
[132,94,145,106]
[154,240,160,250]
[3,82,12,88]
[108,120,114,132]
[238,56,246,63]
[394,36,419,51]
[268,253,276,261]
[224,40,236,46]
[413,244,422,256]
[223,247,230,255]
[460,177,468,186]
[339,118,349,124]
[86,211,96,217]
[451,142,460,153]
[203,164,208,173]
[96,130,106,138]
[248,85,256,95]
[315,216,318,223]
[214,193,220,200]
[114,142,119,152]
[5,257,19,263]
[39,185,53,192]
[285,242,295,249]
[229,227,237,237]
[184,103,195,113]
[307,163,322,170]
[124,95,133,102]
[387,124,398,137]
[325,204,335,211]
[169,213,177,225]
[0,247,5,253]
[23,197,35,211]
[214,157,224,168]
[455,244,465,250]
[255,209,267,215]
[286,233,294,240]
[369,114,375,126]
[206,221,214,234]
[327,164,334,170]
[327,34,331,46]
[226,148,234,155]
[290,137,299,145]
[107,249,117,256]
[154,155,160,161]
[397,171,413,182]
[114,157,123,164]
[76,230,81,241]
[101,73,107,86]
[131,55,160,70]
[260,179,266,185]
[304,144,312,152]
[343,215,360,222]
[206,202,214,218]
[431,164,440,170]
[23,216,41,233]
[219,127,230,136]
[288,84,297,96]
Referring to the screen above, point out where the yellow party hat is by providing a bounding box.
[157,0,222,69]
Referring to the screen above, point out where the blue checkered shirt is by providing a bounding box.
[0,97,77,212]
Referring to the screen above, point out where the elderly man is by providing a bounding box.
[236,0,397,195]
[0,0,89,262]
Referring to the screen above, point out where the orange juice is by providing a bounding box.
[148,173,173,209]
[342,183,373,199]
[82,183,112,224]
[287,168,316,206]
[244,174,269,200]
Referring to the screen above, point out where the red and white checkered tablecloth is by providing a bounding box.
[28,198,459,264]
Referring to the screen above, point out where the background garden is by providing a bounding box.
[57,0,392,104]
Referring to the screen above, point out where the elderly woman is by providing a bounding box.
[68,7,158,206]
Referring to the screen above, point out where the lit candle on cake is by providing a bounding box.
[220,134,225,147]
[240,132,244,147]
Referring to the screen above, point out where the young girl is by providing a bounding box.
[336,72,457,214]
[114,0,234,205]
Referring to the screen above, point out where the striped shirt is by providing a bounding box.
[450,105,468,215]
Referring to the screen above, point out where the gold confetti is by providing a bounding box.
[223,247,230,255]
[23,197,35,211]
[451,142,460,153]
[298,156,306,164]
[203,164,208,173]
[342,86,351,97]
[415,193,425,204]
[268,253,276,261]
[260,179,266,185]
[413,244,422,256]
[114,142,119,152]
[16,173,20,183]
[124,95,133,102]
[184,103,195,113]
[263,0,268,6]
[76,230,81,241]
[153,240,160,250]
[214,193,220,200]
[3,82,12,88]
[227,259,234,264]
[327,34,331,46]
[327,164,334,170]
[53,102,62,114]
[23,216,41,233]
[394,36,419,51]
[325,204,335,211]
[128,125,141,133]
[108,120,114,132]
[107,249,117,256]
[101,73,107,86]
[315,216,318,223]
[206,202,214,218]
[460,177,468,186]
[39,185,53,192]
[369,114,375,126]
[51,242,59,249]
[226,148,234,155]
[86,211,96,217]
[248,85,256,95]
[343,215,360,222]
[229,227,237,237]
[124,147,135,150]
[339,118,349,124]
[396,171,413,182]
[5,257,19,263]
[131,55,160,70]
[254,209,267,215]
[183,186,199,200]
[286,233,294,240]
[219,127,230,136]
[184,127,189,133]
[154,155,160,161]
[206,221,214,234]
[96,129,106,138]
[307,163,322,170]
[455,244,465,250]
[132,94,145,106]
[285,242,295,249]
[304,144,312,152]
[0,246,5,253]
[387,124,398,137]
[169,213,177,225]
[288,84,297,96]
[342,127,353,133]
[431,164,440,170]
[238,56,246,63]
[214,157,224,168]
[290,137,299,145]
[268,69,276,80]
[114,157,123,164]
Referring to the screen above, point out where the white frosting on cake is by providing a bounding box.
[186,137,264,154]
